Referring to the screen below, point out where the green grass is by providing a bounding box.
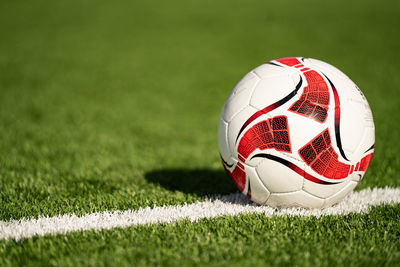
[1,206,399,266]
[0,0,399,265]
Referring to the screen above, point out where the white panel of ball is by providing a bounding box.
[256,152,304,193]
[222,72,259,122]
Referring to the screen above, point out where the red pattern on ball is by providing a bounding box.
[237,116,291,159]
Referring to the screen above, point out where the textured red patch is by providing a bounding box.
[289,70,330,123]
[237,116,291,160]
[299,129,351,180]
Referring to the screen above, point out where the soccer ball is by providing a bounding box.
[218,57,375,208]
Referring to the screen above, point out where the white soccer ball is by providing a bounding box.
[218,57,375,208]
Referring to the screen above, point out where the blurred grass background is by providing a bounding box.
[1,1,400,266]
[0,0,399,220]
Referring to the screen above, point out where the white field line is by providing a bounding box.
[1,187,399,241]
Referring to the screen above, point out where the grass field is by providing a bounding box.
[0,0,399,266]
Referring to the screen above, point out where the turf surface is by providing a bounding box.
[0,0,399,265]
[1,206,400,266]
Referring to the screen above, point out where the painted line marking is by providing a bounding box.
[1,187,399,241]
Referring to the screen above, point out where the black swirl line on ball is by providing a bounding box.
[266,62,283,67]
[364,144,375,153]
[251,153,341,185]
[220,154,233,168]
[322,73,350,162]
[235,76,303,144]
